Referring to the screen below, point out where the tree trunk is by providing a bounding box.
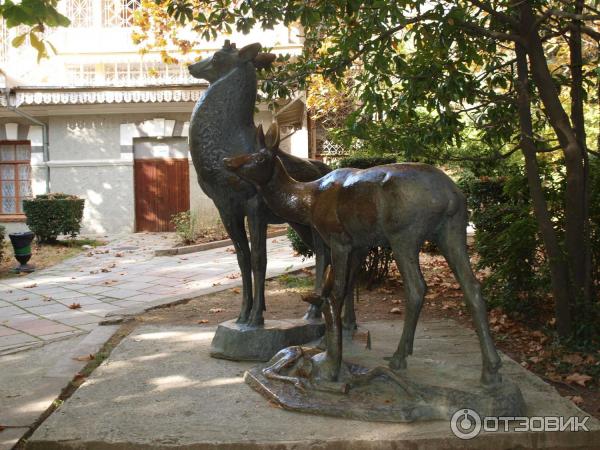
[514,42,573,337]
[568,0,592,305]
[519,3,590,333]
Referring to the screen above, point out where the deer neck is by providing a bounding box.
[260,159,314,226]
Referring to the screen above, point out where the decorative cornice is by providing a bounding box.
[11,87,205,106]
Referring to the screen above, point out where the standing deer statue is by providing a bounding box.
[188,41,331,326]
[224,123,503,386]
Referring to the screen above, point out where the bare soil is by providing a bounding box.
[0,239,106,279]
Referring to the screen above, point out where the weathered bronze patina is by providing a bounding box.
[224,123,503,387]
[188,42,331,327]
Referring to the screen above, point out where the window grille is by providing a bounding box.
[65,0,94,28]
[65,63,96,85]
[0,142,32,215]
[102,0,141,27]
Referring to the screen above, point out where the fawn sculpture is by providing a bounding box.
[188,41,331,326]
[224,123,502,386]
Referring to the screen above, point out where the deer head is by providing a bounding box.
[223,123,280,185]
[188,40,276,83]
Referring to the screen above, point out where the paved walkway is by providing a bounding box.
[0,233,312,354]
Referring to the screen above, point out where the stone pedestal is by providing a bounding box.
[210,319,325,361]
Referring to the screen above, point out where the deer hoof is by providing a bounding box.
[303,304,322,321]
[481,369,502,387]
[247,315,265,327]
[236,314,249,324]
[388,355,407,371]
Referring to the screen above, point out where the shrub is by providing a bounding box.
[0,225,5,261]
[23,193,85,243]
[287,226,313,259]
[338,154,397,169]
[170,211,199,245]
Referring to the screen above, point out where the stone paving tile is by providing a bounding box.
[0,305,29,318]
[27,303,71,315]
[38,330,83,341]
[0,235,310,351]
[0,325,19,337]
[0,332,40,348]
[7,318,76,335]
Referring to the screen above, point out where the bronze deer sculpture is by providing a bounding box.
[224,123,502,386]
[188,41,331,326]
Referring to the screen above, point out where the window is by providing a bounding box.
[65,63,96,85]
[102,0,141,27]
[65,0,93,28]
[0,142,32,215]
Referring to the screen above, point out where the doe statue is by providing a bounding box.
[188,41,331,330]
[225,124,525,422]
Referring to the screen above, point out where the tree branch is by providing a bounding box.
[466,0,519,27]
[456,18,525,43]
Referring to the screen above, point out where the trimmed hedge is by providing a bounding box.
[0,225,5,261]
[23,193,85,243]
[338,155,397,169]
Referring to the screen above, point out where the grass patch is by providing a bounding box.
[278,273,314,289]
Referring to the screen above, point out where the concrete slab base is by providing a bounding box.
[27,320,600,450]
[210,319,325,361]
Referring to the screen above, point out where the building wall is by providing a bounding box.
[1,106,308,235]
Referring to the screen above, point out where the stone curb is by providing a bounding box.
[101,259,315,323]
[154,229,288,256]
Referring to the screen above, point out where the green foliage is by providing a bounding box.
[460,170,549,315]
[287,227,313,259]
[23,193,85,243]
[0,225,5,261]
[0,0,69,61]
[460,158,600,333]
[170,211,199,245]
[338,155,397,169]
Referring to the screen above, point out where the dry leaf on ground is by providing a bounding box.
[69,303,81,309]
[389,307,402,314]
[209,308,224,313]
[565,373,593,387]
[72,354,95,362]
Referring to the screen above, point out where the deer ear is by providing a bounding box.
[256,124,266,148]
[238,43,262,62]
[253,52,276,69]
[265,123,280,150]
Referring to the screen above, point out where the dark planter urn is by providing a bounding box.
[9,231,35,273]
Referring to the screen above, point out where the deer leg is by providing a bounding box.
[434,216,502,386]
[220,211,253,324]
[389,242,426,371]
[247,210,268,327]
[317,246,351,382]
[342,250,366,330]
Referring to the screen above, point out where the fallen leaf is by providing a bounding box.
[19,297,29,301]
[101,268,111,273]
[72,354,94,362]
[389,307,402,314]
[198,319,209,324]
[209,308,224,313]
[73,372,86,381]
[212,282,221,287]
[24,283,38,288]
[230,288,241,294]
[391,299,401,304]
[69,303,81,310]
[562,354,584,365]
[225,247,236,253]
[226,273,240,279]
[89,270,99,274]
[115,252,124,257]
[565,373,593,387]
[566,395,584,406]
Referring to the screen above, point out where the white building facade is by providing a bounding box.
[0,0,309,234]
